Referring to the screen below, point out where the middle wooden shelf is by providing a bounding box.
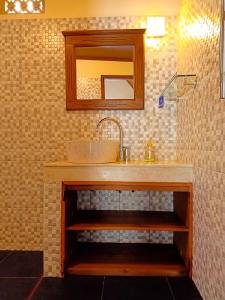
[66,210,188,232]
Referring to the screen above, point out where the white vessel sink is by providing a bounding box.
[66,140,119,163]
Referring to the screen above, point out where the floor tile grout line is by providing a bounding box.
[100,276,106,300]
[0,252,13,266]
[26,274,44,300]
[0,276,40,279]
[166,277,176,300]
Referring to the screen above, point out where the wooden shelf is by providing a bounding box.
[67,243,187,276]
[62,182,192,277]
[66,210,188,232]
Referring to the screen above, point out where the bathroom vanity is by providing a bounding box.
[44,161,193,278]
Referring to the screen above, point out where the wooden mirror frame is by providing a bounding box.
[62,29,145,110]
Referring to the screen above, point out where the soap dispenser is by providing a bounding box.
[144,139,155,162]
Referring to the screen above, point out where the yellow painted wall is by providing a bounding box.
[77,60,133,78]
[0,0,181,19]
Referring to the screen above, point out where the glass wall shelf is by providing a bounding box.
[159,74,197,103]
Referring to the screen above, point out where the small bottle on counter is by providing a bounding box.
[144,139,155,162]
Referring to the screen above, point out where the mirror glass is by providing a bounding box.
[76,46,134,100]
[101,75,134,99]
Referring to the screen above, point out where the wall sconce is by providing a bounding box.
[146,16,166,38]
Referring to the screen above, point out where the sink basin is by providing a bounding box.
[66,140,119,163]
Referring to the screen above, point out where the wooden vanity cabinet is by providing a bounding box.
[61,181,192,277]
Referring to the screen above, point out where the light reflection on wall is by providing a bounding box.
[179,15,220,40]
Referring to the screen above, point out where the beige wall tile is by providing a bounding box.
[0,15,177,250]
[177,0,225,298]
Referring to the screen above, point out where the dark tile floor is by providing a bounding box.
[0,251,203,300]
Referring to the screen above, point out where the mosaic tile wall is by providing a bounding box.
[0,16,177,250]
[177,0,225,299]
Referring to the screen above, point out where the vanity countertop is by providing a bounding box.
[45,160,192,168]
[44,160,193,183]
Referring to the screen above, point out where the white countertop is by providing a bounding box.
[44,160,193,183]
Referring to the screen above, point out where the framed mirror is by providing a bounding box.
[62,29,145,110]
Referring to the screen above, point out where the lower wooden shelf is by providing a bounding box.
[66,210,188,232]
[66,243,187,277]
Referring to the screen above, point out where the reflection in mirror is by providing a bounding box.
[76,46,134,100]
[101,75,134,99]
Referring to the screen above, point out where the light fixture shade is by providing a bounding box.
[147,17,166,37]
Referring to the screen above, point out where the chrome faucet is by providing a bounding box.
[96,117,124,161]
